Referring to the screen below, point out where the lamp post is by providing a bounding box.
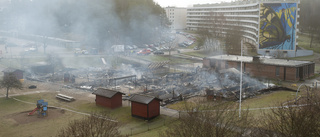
[239,40,243,118]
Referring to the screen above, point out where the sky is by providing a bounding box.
[154,0,232,7]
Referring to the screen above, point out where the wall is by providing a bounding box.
[259,3,297,50]
[148,99,160,119]
[165,7,187,30]
[131,102,148,118]
[205,59,315,82]
[258,49,314,58]
[95,95,111,108]
[110,93,122,109]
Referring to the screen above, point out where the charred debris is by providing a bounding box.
[24,62,280,106]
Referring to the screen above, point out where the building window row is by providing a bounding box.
[187,20,259,28]
[187,11,258,16]
[187,5,258,12]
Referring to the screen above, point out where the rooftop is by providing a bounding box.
[2,68,23,73]
[206,55,313,67]
[92,88,124,98]
[129,94,162,104]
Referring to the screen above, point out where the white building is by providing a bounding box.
[186,0,307,57]
[165,7,187,30]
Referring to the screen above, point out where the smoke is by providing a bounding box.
[1,0,166,48]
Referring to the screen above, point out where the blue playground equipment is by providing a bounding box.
[28,99,48,117]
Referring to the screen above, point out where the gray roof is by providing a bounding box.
[92,88,124,98]
[2,68,23,73]
[206,55,314,67]
[129,94,162,104]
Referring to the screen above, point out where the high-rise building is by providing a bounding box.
[186,0,305,57]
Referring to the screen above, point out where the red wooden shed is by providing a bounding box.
[129,94,162,120]
[92,88,125,109]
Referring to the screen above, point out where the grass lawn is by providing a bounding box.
[135,55,195,65]
[0,97,85,137]
[297,33,320,53]
[0,92,178,137]
[241,90,298,109]
[182,50,218,58]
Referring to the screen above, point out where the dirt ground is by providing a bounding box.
[5,108,64,125]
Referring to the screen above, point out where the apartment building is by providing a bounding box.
[187,0,305,57]
[165,7,187,30]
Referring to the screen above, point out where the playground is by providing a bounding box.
[6,107,63,125]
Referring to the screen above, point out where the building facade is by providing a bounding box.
[203,55,315,81]
[165,7,187,30]
[187,0,305,57]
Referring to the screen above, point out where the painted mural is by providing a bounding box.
[259,3,297,50]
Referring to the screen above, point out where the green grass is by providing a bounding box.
[297,33,320,53]
[0,97,85,137]
[0,92,178,137]
[241,91,298,109]
[135,55,195,65]
[182,51,209,58]
[289,54,315,61]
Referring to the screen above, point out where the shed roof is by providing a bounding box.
[206,55,314,67]
[92,88,124,98]
[129,94,162,104]
[2,68,24,73]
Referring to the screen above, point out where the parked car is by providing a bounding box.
[193,46,200,50]
[179,43,187,47]
[137,49,151,55]
[153,50,164,55]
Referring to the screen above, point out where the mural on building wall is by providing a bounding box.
[259,3,297,50]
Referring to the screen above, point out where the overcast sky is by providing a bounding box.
[154,0,232,7]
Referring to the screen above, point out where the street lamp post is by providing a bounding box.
[239,40,243,118]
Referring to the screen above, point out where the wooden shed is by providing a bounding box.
[92,88,125,109]
[2,68,24,80]
[129,94,162,120]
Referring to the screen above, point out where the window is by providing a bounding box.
[276,67,280,76]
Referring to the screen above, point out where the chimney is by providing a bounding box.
[253,56,260,62]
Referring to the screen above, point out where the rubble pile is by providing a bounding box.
[25,62,269,105]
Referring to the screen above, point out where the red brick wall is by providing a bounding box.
[148,99,160,118]
[285,67,297,81]
[131,102,148,118]
[96,95,111,108]
[244,63,278,79]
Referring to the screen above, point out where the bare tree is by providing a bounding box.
[160,100,254,137]
[257,90,320,136]
[197,13,226,52]
[57,112,122,137]
[225,24,244,55]
[0,73,23,99]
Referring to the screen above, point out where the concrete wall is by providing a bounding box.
[258,49,313,58]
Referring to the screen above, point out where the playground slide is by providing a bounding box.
[28,108,38,115]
